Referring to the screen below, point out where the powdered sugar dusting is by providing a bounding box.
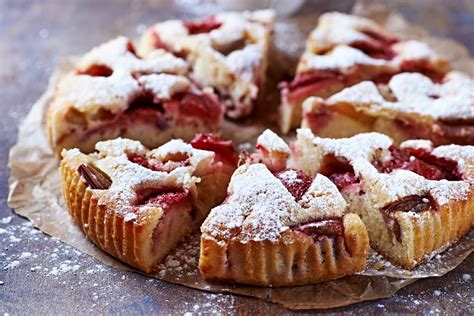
[277,169,302,184]
[225,44,262,83]
[304,45,391,71]
[392,40,438,62]
[297,174,347,220]
[309,12,387,51]
[95,137,146,157]
[432,144,474,177]
[54,70,139,113]
[138,74,191,100]
[77,36,188,75]
[256,129,290,153]
[325,71,474,120]
[328,81,385,104]
[150,139,193,158]
[202,163,347,242]
[400,139,434,151]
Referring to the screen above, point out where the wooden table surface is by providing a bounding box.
[1,0,473,314]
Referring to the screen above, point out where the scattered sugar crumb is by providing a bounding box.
[38,28,49,39]
[19,252,32,259]
[0,217,12,224]
[5,260,20,270]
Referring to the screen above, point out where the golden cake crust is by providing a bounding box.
[200,213,368,286]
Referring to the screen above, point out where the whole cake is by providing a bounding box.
[49,10,473,287]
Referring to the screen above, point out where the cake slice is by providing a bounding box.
[279,12,450,133]
[302,71,474,145]
[138,10,275,119]
[47,36,224,156]
[60,134,237,272]
[291,128,474,269]
[199,130,369,286]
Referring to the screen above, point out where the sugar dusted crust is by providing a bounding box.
[279,12,450,133]
[291,128,474,269]
[302,71,474,145]
[138,10,275,119]
[60,137,235,272]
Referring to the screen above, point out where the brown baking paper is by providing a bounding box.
[8,2,474,310]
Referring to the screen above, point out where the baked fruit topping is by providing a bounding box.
[373,146,462,181]
[138,10,275,119]
[273,169,312,201]
[302,71,474,146]
[77,163,113,190]
[191,134,239,166]
[279,12,450,133]
[293,218,344,241]
[199,129,369,286]
[291,128,474,269]
[47,36,225,156]
[60,136,237,272]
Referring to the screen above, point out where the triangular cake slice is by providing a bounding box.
[291,128,474,269]
[60,134,237,272]
[302,71,474,145]
[138,10,275,119]
[279,12,450,133]
[48,36,224,156]
[199,130,369,286]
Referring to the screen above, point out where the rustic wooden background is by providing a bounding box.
[1,0,473,314]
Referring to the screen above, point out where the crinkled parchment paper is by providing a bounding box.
[7,2,474,310]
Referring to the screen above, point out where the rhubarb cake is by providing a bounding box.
[47,36,225,156]
[279,12,450,133]
[138,10,275,119]
[302,71,474,145]
[199,130,369,286]
[60,134,237,272]
[291,128,474,269]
